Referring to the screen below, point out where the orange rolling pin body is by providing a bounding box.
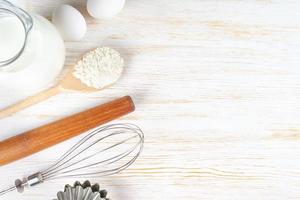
[0,96,135,166]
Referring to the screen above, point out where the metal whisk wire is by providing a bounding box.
[42,123,144,180]
[0,123,144,196]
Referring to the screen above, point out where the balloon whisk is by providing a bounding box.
[0,123,144,196]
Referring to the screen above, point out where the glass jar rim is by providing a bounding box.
[0,0,33,68]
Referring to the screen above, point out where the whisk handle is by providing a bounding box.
[0,96,135,166]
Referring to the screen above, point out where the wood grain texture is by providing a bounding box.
[1,0,300,199]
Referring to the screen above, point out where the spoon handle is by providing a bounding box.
[0,85,61,119]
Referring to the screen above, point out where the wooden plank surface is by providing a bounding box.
[1,0,300,199]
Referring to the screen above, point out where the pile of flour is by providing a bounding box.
[73,47,124,89]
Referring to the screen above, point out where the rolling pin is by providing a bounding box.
[0,96,135,166]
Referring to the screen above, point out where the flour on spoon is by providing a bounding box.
[73,47,124,89]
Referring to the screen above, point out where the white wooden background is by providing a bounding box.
[1,0,300,199]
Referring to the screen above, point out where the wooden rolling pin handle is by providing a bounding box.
[0,96,135,166]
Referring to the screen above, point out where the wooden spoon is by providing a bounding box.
[0,47,124,119]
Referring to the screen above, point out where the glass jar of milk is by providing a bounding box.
[0,0,65,106]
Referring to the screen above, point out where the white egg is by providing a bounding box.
[87,0,126,19]
[52,5,87,41]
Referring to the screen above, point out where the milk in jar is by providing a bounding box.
[0,0,65,106]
